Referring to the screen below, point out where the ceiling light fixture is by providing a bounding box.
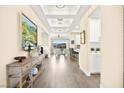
[57,18,63,21]
[58,22,62,24]
[56,5,65,9]
[58,30,62,31]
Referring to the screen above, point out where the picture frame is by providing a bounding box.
[80,30,86,44]
[21,13,38,51]
[71,40,74,44]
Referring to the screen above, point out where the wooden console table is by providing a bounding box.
[6,55,45,88]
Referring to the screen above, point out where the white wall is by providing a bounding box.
[75,34,81,45]
[100,6,123,88]
[79,6,98,76]
[80,6,123,88]
[0,6,48,87]
[41,32,50,57]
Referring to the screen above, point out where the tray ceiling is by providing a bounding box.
[32,5,90,33]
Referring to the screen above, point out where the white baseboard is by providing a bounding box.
[79,66,90,77]
[100,84,105,88]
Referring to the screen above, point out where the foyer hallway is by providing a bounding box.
[34,54,100,88]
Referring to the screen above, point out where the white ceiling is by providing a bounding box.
[41,5,89,33]
[90,7,101,18]
[47,18,73,27]
[31,5,90,34]
[41,5,80,15]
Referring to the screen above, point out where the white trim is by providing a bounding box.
[100,84,105,88]
[79,66,90,77]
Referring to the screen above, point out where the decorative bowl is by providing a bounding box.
[14,56,26,62]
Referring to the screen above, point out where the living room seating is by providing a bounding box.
[69,48,79,62]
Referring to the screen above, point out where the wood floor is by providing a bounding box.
[33,54,100,88]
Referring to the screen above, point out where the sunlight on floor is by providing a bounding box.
[58,55,66,69]
[51,55,67,73]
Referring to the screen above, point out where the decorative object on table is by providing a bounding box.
[21,13,37,51]
[36,45,44,55]
[40,47,43,54]
[27,44,31,56]
[27,43,34,56]
[14,56,26,62]
[36,64,42,71]
[31,67,38,76]
[80,30,86,44]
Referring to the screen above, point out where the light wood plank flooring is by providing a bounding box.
[33,55,100,88]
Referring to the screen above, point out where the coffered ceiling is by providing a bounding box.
[31,5,90,34]
[41,5,80,15]
[47,18,73,27]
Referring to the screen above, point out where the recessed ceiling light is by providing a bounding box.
[57,18,63,21]
[58,22,62,24]
[75,25,79,29]
[56,5,65,9]
[58,29,62,32]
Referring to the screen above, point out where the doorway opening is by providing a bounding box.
[51,39,69,56]
[88,7,101,86]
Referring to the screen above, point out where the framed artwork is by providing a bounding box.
[80,30,86,44]
[71,40,74,44]
[21,13,37,51]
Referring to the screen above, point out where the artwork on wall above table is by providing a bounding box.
[21,13,37,51]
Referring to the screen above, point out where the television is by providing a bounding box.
[21,13,37,51]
